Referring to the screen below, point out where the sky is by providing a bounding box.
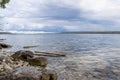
[0,0,120,32]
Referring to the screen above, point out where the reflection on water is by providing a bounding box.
[0,34,120,80]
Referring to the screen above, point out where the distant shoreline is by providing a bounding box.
[0,32,12,34]
[1,31,120,34]
[61,31,120,34]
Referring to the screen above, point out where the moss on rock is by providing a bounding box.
[28,57,48,68]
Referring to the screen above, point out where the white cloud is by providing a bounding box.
[1,0,120,19]
[79,0,120,20]
[1,0,120,31]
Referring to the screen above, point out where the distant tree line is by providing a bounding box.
[0,0,10,8]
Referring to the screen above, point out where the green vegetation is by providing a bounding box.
[0,0,10,8]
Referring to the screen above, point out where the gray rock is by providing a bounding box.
[0,66,57,80]
[11,66,42,80]
[11,50,34,61]
[0,54,5,62]
[0,66,42,80]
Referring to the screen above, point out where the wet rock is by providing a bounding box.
[28,57,48,68]
[0,45,2,49]
[11,50,34,61]
[0,39,6,41]
[23,45,39,49]
[48,70,57,80]
[0,43,12,49]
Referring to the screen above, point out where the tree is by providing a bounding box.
[0,0,10,8]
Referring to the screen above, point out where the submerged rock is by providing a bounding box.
[0,39,6,41]
[35,51,66,57]
[23,45,39,49]
[28,57,48,68]
[11,50,34,61]
[0,43,12,49]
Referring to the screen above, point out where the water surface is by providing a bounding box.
[0,34,120,80]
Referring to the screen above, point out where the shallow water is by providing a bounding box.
[0,34,120,80]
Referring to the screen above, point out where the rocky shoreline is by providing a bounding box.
[0,43,59,80]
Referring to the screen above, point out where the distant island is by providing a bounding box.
[61,31,120,34]
[0,31,11,34]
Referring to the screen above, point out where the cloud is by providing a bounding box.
[0,0,120,31]
[79,0,120,20]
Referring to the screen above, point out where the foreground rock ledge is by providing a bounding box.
[0,66,57,80]
[0,50,57,80]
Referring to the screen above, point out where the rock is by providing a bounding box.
[40,69,57,80]
[0,45,2,49]
[0,53,58,80]
[23,45,39,49]
[41,69,50,80]
[0,39,6,41]
[0,66,56,80]
[0,54,6,62]
[13,77,38,80]
[11,50,34,61]
[1,66,42,80]
[48,70,57,80]
[0,55,28,71]
[28,57,48,68]
[2,63,13,70]
[0,43,12,49]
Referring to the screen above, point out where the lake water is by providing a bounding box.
[0,34,120,80]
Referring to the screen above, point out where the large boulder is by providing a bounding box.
[0,43,12,49]
[11,50,34,61]
[28,57,48,68]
